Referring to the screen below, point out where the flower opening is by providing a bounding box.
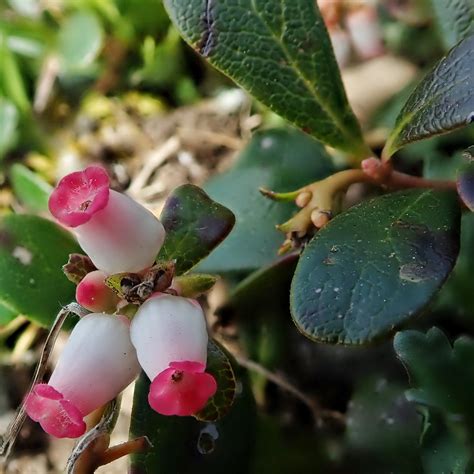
[148,361,217,416]
[48,166,110,228]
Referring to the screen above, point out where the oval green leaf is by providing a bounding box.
[58,12,103,72]
[0,215,80,326]
[428,0,474,50]
[164,0,369,158]
[384,34,474,158]
[10,164,52,212]
[291,190,461,344]
[157,184,235,275]
[198,129,335,273]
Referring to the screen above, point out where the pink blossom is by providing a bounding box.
[48,166,166,274]
[25,314,140,438]
[130,294,217,416]
[75,270,120,313]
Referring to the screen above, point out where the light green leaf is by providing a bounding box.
[58,12,104,72]
[164,0,370,158]
[0,98,19,159]
[9,164,52,212]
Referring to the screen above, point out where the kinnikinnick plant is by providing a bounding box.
[0,0,473,472]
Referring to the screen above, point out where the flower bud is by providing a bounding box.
[130,294,217,416]
[346,6,385,60]
[25,314,140,438]
[48,166,166,274]
[75,270,120,313]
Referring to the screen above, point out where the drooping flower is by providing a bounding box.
[130,294,217,416]
[48,166,166,274]
[25,314,140,438]
[75,270,120,313]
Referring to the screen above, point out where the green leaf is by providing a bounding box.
[0,302,17,325]
[0,215,80,326]
[164,0,369,158]
[157,184,235,275]
[9,164,52,212]
[384,33,474,158]
[0,35,30,113]
[129,353,256,473]
[57,12,104,72]
[172,273,218,298]
[457,161,474,211]
[195,340,236,422]
[394,328,474,425]
[420,410,470,474]
[345,378,422,473]
[291,190,461,344]
[0,98,19,159]
[428,0,474,50]
[198,129,335,273]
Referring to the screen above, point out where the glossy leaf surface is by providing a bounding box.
[164,0,369,157]
[291,190,461,344]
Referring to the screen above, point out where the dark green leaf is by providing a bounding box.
[9,164,52,212]
[394,327,474,426]
[0,302,17,325]
[0,215,80,326]
[157,184,235,275]
[57,12,103,72]
[129,354,256,473]
[345,378,422,473]
[164,0,369,157]
[195,340,236,422]
[384,34,474,158]
[291,190,461,344]
[420,410,470,474]
[457,161,474,210]
[0,98,18,160]
[198,129,335,273]
[428,0,474,50]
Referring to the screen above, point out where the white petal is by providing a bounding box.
[75,190,165,274]
[130,294,208,381]
[49,313,140,415]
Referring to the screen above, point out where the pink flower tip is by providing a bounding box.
[48,166,110,228]
[25,384,86,438]
[75,270,119,313]
[148,361,217,417]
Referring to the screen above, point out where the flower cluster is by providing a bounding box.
[25,166,217,438]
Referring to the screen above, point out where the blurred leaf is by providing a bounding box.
[157,184,235,275]
[9,164,52,212]
[457,161,474,210]
[58,11,104,72]
[129,360,256,473]
[198,129,335,273]
[0,36,30,113]
[0,98,19,159]
[428,0,474,50]
[0,215,80,326]
[195,340,236,422]
[291,190,461,344]
[420,410,470,474]
[345,378,422,473]
[164,0,370,158]
[384,34,474,158]
[394,328,474,425]
[115,0,169,37]
[0,302,17,326]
